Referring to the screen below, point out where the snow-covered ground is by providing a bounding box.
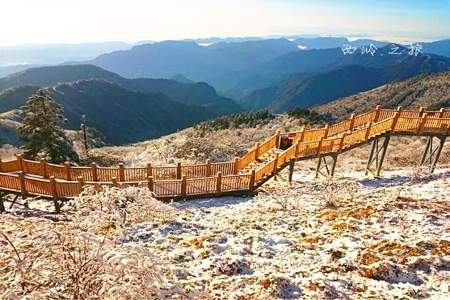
[115,168,450,299]
[2,167,449,299]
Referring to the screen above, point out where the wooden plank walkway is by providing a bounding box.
[1,106,449,212]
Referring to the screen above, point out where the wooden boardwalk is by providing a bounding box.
[1,106,449,211]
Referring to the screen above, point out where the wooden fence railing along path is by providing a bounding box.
[0,106,449,212]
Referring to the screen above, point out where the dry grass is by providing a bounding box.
[89,115,321,167]
[316,71,450,120]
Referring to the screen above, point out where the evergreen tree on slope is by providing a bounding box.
[18,90,78,164]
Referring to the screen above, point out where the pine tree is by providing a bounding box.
[18,90,79,163]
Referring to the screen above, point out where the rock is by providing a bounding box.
[215,257,251,276]
[260,275,301,298]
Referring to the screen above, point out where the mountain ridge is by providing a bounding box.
[315,71,450,120]
[240,46,450,112]
[0,64,242,115]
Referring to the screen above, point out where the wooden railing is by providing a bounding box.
[0,107,449,201]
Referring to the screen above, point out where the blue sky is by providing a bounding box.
[0,0,449,46]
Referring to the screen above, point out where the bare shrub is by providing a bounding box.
[408,166,429,184]
[0,187,199,299]
[318,179,358,209]
[71,186,177,233]
[0,223,167,299]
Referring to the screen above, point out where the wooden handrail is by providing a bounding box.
[1,107,449,201]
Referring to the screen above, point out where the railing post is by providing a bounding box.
[147,163,152,178]
[373,105,381,122]
[77,176,84,190]
[275,130,281,148]
[273,153,279,174]
[64,161,71,181]
[317,137,324,156]
[40,158,48,178]
[339,133,346,152]
[206,159,211,176]
[297,128,305,143]
[254,142,260,160]
[111,177,118,187]
[176,162,182,179]
[365,122,372,141]
[49,176,59,212]
[249,170,255,191]
[216,172,222,193]
[419,113,428,132]
[323,124,330,138]
[181,175,187,197]
[438,108,445,118]
[391,112,400,130]
[349,114,356,131]
[18,172,27,198]
[233,157,239,174]
[118,163,125,182]
[148,176,154,192]
[419,106,425,117]
[294,141,300,157]
[16,154,24,172]
[91,162,98,182]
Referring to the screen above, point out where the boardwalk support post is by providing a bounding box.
[50,176,60,213]
[366,133,391,177]
[216,172,222,193]
[181,175,187,197]
[112,177,118,187]
[288,159,295,182]
[315,154,338,178]
[18,171,27,199]
[420,135,447,173]
[273,153,279,175]
[148,176,154,192]
[249,170,255,191]
[0,192,5,213]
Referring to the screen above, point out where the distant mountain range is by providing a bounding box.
[239,45,450,112]
[90,39,300,91]
[1,36,450,146]
[0,80,213,144]
[0,65,242,145]
[0,64,241,116]
[316,71,450,119]
[86,37,450,93]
